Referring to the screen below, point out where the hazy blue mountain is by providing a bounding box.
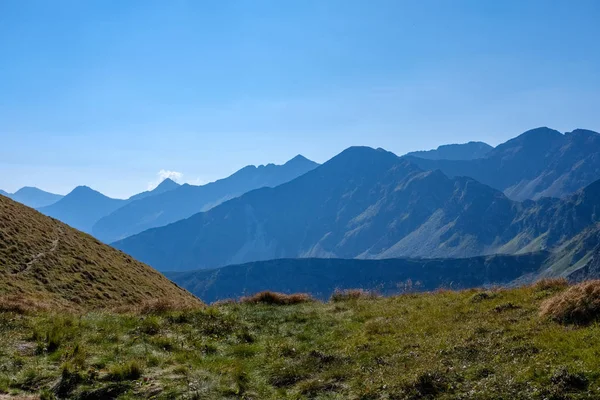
[93,155,318,243]
[38,186,126,234]
[2,187,64,208]
[114,147,520,270]
[405,141,493,160]
[114,144,600,277]
[165,252,549,303]
[406,127,600,200]
[128,178,180,202]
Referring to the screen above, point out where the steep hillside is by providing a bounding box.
[408,127,600,200]
[38,186,126,234]
[93,155,318,243]
[165,253,549,302]
[405,141,493,160]
[3,187,64,208]
[0,194,199,309]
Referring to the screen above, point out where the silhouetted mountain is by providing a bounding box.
[93,155,318,243]
[2,187,64,208]
[407,127,600,200]
[38,186,126,234]
[406,141,493,160]
[114,145,600,278]
[128,178,180,202]
[165,253,549,303]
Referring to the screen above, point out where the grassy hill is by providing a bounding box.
[1,280,599,399]
[0,194,200,310]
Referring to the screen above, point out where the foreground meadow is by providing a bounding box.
[1,282,599,399]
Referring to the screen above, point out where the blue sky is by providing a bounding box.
[1,0,599,198]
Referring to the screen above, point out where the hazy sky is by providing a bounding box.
[1,0,599,198]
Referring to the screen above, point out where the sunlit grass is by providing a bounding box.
[1,284,599,399]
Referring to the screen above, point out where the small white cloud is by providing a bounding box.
[147,170,183,190]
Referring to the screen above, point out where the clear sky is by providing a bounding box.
[1,0,599,198]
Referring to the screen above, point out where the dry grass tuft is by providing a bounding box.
[212,298,237,306]
[540,280,600,325]
[0,296,53,314]
[330,289,379,302]
[240,291,313,305]
[533,278,569,292]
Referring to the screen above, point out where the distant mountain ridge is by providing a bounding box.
[406,127,600,200]
[38,186,126,234]
[93,155,319,243]
[128,178,180,202]
[114,141,600,279]
[0,187,64,208]
[113,146,513,270]
[34,178,180,237]
[405,141,493,160]
[165,253,549,303]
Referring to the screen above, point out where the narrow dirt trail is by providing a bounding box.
[13,227,62,274]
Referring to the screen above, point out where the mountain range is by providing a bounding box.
[406,127,600,200]
[405,141,493,160]
[6,126,600,301]
[92,155,318,243]
[0,193,199,309]
[37,178,182,234]
[38,186,127,234]
[0,187,64,208]
[114,129,600,279]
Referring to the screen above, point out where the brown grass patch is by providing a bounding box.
[212,298,237,306]
[240,291,313,305]
[533,278,569,292]
[540,280,600,325]
[113,298,203,314]
[0,295,54,314]
[330,289,379,302]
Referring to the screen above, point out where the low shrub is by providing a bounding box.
[330,289,379,302]
[117,298,203,315]
[212,298,237,306]
[550,367,588,391]
[402,370,448,398]
[139,316,161,335]
[240,291,313,305]
[106,360,143,381]
[470,291,497,303]
[533,278,569,292]
[540,280,600,325]
[494,302,520,313]
[53,363,84,398]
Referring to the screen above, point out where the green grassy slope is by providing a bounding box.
[0,194,200,310]
[1,283,599,399]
